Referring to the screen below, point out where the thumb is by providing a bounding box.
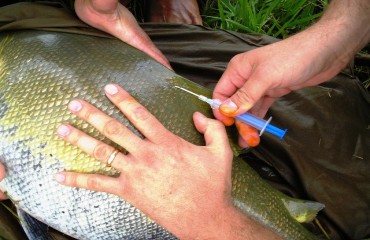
[228,74,269,116]
[0,163,5,181]
[220,74,269,117]
[213,53,269,117]
[0,163,7,200]
[89,0,118,13]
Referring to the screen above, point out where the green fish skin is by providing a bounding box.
[0,30,321,239]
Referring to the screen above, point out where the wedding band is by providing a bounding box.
[106,150,119,167]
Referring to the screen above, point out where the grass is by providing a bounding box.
[202,0,328,39]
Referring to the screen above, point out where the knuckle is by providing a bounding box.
[118,178,131,198]
[68,130,81,146]
[86,177,100,190]
[92,144,110,161]
[224,148,233,160]
[116,96,135,109]
[208,119,225,129]
[132,105,150,121]
[229,54,242,65]
[81,106,93,121]
[103,119,124,137]
[235,87,255,104]
[67,174,78,187]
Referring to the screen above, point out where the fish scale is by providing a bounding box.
[0,30,320,239]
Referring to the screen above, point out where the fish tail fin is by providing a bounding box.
[282,198,325,223]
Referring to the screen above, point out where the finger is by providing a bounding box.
[249,98,264,117]
[238,135,249,149]
[0,191,6,200]
[213,53,271,116]
[213,53,253,102]
[213,55,254,116]
[250,96,276,118]
[193,112,231,150]
[67,99,143,154]
[112,8,172,69]
[104,84,172,144]
[57,124,127,171]
[107,5,172,69]
[90,0,118,14]
[0,163,5,181]
[75,0,171,69]
[226,74,270,116]
[212,110,235,126]
[0,164,7,200]
[235,121,260,147]
[55,172,123,197]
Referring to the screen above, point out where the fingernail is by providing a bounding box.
[196,112,206,120]
[105,84,118,95]
[57,124,70,137]
[55,173,65,183]
[194,112,206,125]
[68,100,82,112]
[219,99,238,117]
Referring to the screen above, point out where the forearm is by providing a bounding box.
[217,206,282,240]
[177,205,281,240]
[304,0,370,68]
[319,0,370,51]
[278,0,370,83]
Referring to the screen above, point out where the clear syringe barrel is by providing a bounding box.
[235,113,287,139]
[200,96,287,139]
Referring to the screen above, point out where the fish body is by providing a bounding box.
[0,30,320,239]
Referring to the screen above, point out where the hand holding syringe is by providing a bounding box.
[175,86,287,139]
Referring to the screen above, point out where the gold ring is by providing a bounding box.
[106,150,119,167]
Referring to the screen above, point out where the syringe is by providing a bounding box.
[174,86,287,139]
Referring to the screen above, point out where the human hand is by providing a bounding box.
[0,163,7,200]
[213,29,349,146]
[149,0,202,25]
[74,0,171,68]
[54,84,265,239]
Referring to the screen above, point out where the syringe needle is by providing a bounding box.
[174,86,201,98]
[174,86,220,108]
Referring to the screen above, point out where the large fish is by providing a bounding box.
[0,30,323,239]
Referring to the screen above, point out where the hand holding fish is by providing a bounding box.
[0,164,6,200]
[148,0,202,25]
[74,0,171,69]
[55,84,279,239]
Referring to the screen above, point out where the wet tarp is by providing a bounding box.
[0,2,369,240]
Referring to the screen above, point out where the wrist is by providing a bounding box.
[287,19,357,80]
[309,1,370,69]
[187,205,280,240]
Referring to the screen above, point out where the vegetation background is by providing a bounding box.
[14,0,370,88]
[128,0,369,89]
